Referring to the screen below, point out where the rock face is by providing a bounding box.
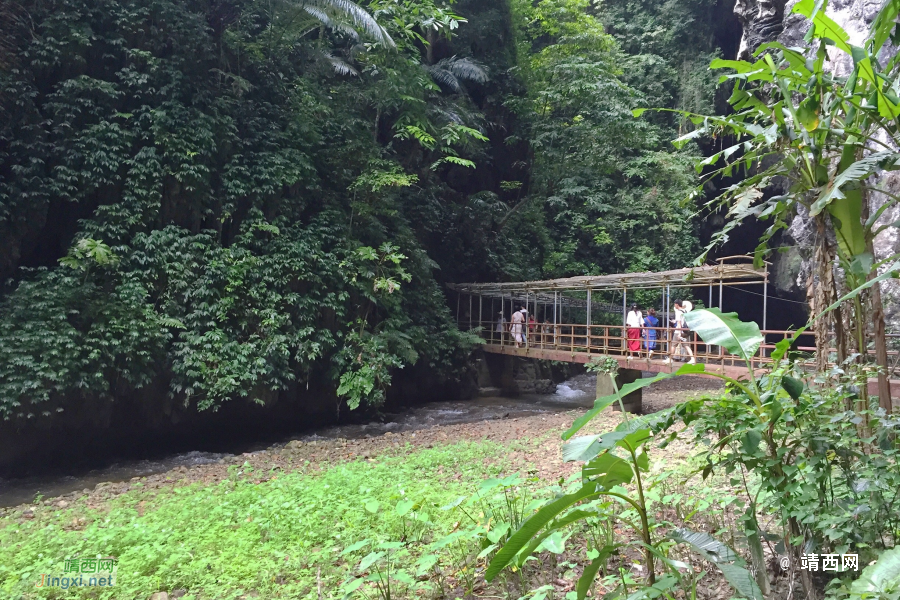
[734,0,789,59]
[734,0,900,329]
[475,352,575,396]
[736,0,883,61]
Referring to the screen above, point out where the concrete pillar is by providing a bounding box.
[596,367,643,414]
[499,354,519,397]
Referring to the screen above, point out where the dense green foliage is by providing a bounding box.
[0,0,484,419]
[478,306,900,599]
[505,0,711,276]
[0,439,524,598]
[0,0,722,420]
[643,0,900,407]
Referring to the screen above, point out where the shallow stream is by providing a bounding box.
[0,373,600,507]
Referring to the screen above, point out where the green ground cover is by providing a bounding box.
[0,439,540,600]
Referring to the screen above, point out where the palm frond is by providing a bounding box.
[426,56,489,92]
[429,106,464,125]
[302,6,359,40]
[302,0,394,46]
[323,51,359,76]
[443,56,488,83]
[427,65,462,92]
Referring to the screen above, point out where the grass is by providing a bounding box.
[0,406,741,600]
[0,439,541,600]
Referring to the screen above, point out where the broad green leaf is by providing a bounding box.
[341,539,369,555]
[793,0,851,54]
[540,531,567,554]
[851,546,900,595]
[477,543,498,559]
[582,453,634,488]
[794,0,898,116]
[718,562,766,600]
[635,450,650,472]
[563,394,618,440]
[741,429,762,454]
[695,151,722,172]
[440,496,466,510]
[342,578,364,596]
[562,435,604,462]
[487,522,510,544]
[869,0,900,53]
[432,530,468,549]
[395,500,414,516]
[616,428,652,452]
[796,98,820,131]
[810,151,898,216]
[673,128,705,150]
[576,545,617,599]
[670,528,742,564]
[781,375,803,400]
[676,530,764,599]
[563,431,629,462]
[394,571,415,584]
[683,308,763,363]
[358,551,384,572]
[849,252,875,277]
[486,483,601,580]
[364,500,380,514]
[631,574,681,599]
[415,554,438,576]
[515,509,598,567]
[710,58,758,73]
[614,407,676,433]
[563,363,705,440]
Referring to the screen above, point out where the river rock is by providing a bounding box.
[148,592,168,600]
[171,590,187,598]
[56,500,68,508]
[22,508,34,519]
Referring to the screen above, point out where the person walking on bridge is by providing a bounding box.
[643,308,659,358]
[665,300,695,364]
[625,304,643,360]
[541,318,554,348]
[510,307,526,348]
[496,311,506,344]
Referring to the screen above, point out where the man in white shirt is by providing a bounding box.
[665,300,695,364]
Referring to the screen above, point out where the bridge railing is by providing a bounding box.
[468,319,900,375]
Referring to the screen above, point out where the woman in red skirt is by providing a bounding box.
[625,304,643,359]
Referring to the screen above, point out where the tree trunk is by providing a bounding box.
[426,29,435,64]
[863,186,893,411]
[870,279,892,411]
[810,215,844,369]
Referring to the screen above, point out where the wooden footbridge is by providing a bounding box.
[448,257,900,399]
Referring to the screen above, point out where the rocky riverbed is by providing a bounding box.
[0,375,722,518]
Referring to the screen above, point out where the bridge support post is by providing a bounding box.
[596,367,642,414]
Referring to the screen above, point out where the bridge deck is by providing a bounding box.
[481,342,761,380]
[473,321,900,399]
[451,258,900,403]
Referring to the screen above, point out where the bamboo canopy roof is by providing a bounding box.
[447,260,767,298]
